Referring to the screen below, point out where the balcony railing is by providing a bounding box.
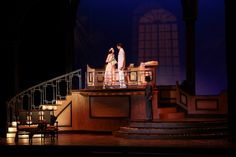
[86,61,158,89]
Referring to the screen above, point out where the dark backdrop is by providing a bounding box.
[2,0,79,137]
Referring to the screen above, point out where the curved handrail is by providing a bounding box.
[7,69,82,123]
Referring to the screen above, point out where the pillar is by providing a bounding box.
[181,0,198,95]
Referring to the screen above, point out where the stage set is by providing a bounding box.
[7,61,159,134]
[2,60,233,156]
[6,60,228,141]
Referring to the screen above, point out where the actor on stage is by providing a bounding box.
[117,43,127,88]
[145,75,153,121]
[103,48,117,89]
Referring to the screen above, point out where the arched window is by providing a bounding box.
[137,9,180,85]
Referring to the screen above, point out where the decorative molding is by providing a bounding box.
[89,96,130,118]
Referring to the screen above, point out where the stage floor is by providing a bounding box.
[1,133,236,157]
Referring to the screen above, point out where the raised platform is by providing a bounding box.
[113,118,229,139]
[63,87,158,132]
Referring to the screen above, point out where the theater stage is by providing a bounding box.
[0,133,235,157]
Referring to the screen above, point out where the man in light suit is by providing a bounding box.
[117,43,127,88]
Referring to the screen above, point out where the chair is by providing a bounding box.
[15,111,38,144]
[41,110,58,141]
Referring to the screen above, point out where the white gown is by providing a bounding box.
[104,53,116,87]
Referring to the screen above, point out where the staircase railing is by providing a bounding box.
[176,81,228,115]
[6,69,82,125]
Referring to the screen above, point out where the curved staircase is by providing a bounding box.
[113,119,228,139]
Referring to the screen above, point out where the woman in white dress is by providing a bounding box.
[103,48,117,89]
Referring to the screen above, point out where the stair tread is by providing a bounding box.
[115,129,228,134]
[129,122,228,129]
[114,119,229,139]
[118,127,228,135]
[159,112,185,120]
[158,107,177,113]
[113,132,228,139]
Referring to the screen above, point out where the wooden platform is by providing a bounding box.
[1,132,236,157]
[59,87,158,132]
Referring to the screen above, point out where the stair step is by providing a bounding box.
[158,107,177,113]
[119,126,227,134]
[40,104,61,110]
[11,121,17,127]
[113,130,228,139]
[129,120,228,128]
[159,112,185,120]
[8,127,17,133]
[56,100,64,105]
[114,119,229,139]
[6,132,16,138]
